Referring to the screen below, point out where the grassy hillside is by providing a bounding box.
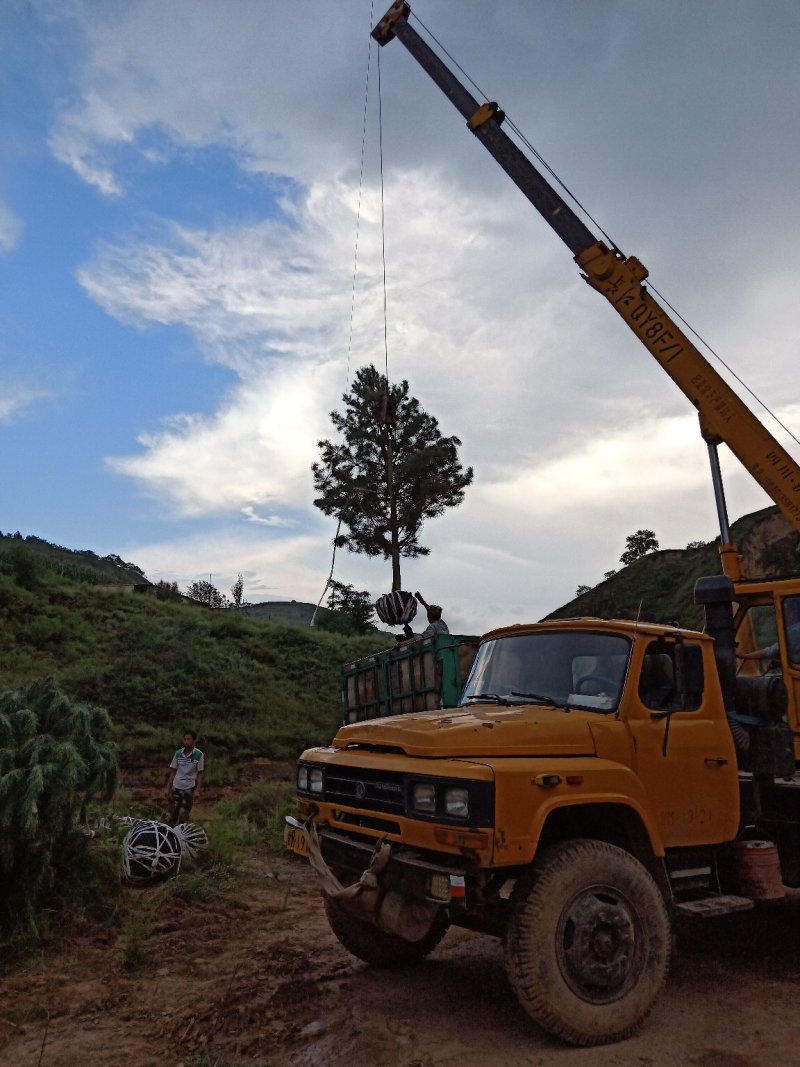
[547,506,800,628]
[0,540,387,787]
[0,531,148,585]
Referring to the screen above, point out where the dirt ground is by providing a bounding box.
[2,834,800,1067]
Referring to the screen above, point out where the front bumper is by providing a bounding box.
[285,815,470,905]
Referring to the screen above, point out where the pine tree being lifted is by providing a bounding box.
[312,366,473,592]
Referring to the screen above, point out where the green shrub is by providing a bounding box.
[0,677,118,940]
[217,780,297,852]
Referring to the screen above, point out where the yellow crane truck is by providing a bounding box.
[285,2,800,1046]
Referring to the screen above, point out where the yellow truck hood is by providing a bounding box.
[333,704,597,759]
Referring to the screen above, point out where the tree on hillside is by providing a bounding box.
[312,366,473,591]
[318,580,374,635]
[575,584,592,597]
[3,543,40,589]
[230,574,246,609]
[185,579,228,609]
[155,580,181,601]
[620,529,659,566]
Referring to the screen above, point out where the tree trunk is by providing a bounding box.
[384,426,402,592]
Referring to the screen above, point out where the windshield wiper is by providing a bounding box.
[509,691,556,705]
[464,692,511,706]
[510,691,574,712]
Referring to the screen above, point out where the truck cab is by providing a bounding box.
[291,619,739,874]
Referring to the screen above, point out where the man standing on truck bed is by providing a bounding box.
[399,591,449,642]
[165,731,204,826]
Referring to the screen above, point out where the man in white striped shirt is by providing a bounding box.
[164,731,204,826]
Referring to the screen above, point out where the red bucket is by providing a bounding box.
[735,840,785,900]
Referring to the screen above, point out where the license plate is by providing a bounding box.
[284,823,309,857]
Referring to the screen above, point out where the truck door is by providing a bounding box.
[626,639,739,847]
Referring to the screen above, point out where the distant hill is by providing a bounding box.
[0,531,383,632]
[0,534,389,784]
[547,506,800,629]
[0,531,148,586]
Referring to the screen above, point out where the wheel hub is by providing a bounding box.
[559,889,640,1000]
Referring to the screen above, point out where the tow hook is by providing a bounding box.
[303,820,439,941]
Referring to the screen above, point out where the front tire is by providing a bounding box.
[324,897,449,968]
[505,839,670,1046]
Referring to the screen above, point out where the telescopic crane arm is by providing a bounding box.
[372,1,800,579]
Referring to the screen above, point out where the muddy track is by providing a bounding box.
[1,849,799,1067]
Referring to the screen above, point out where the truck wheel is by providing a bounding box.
[324,897,449,968]
[505,839,670,1046]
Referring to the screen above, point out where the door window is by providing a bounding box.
[638,640,702,712]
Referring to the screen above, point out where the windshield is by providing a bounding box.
[460,630,630,713]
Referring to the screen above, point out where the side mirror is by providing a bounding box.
[675,643,704,706]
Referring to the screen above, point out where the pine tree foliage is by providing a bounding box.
[312,366,473,590]
[319,579,375,635]
[0,677,117,933]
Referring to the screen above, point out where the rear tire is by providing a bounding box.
[505,839,670,1046]
[324,897,449,968]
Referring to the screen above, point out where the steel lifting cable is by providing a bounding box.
[311,1,383,626]
[377,44,390,385]
[409,9,800,453]
[646,282,800,450]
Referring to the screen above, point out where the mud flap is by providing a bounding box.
[302,820,439,942]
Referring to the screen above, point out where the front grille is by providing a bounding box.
[298,761,495,828]
[325,767,406,814]
[333,811,402,834]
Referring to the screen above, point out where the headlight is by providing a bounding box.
[297,765,309,791]
[309,767,324,794]
[412,782,436,813]
[445,787,469,819]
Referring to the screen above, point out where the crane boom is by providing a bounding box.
[372,2,800,573]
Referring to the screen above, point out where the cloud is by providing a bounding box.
[105,361,332,518]
[88,170,586,516]
[0,381,51,423]
[77,181,365,360]
[241,506,293,528]
[47,0,379,196]
[119,399,790,635]
[0,201,22,254]
[86,156,799,622]
[127,526,333,607]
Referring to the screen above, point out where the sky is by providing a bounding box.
[2,0,800,636]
